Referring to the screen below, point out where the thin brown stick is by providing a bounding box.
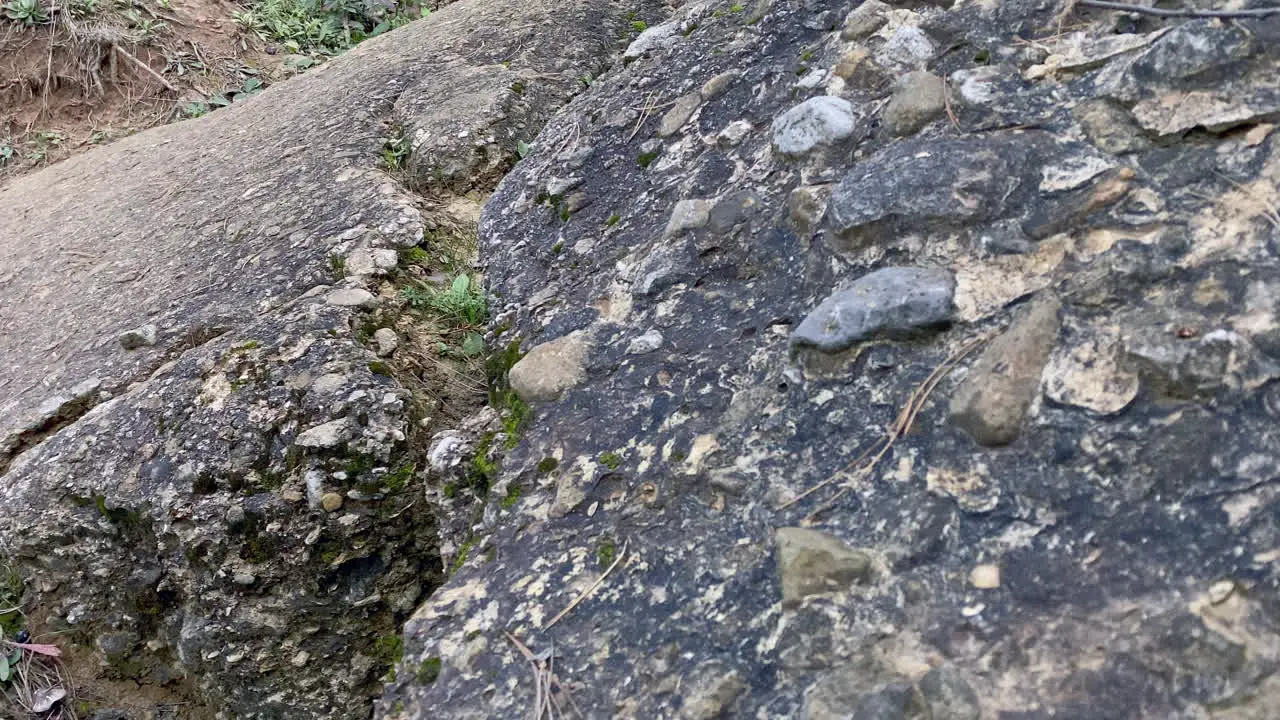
[941,76,960,131]
[788,332,993,522]
[113,44,178,93]
[544,540,628,629]
[1076,0,1280,17]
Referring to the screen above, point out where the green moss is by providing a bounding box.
[240,532,277,564]
[558,204,571,222]
[466,434,498,495]
[442,482,459,498]
[373,633,406,680]
[258,469,286,490]
[500,394,531,449]
[451,537,476,574]
[328,255,346,279]
[501,485,522,508]
[0,560,23,635]
[606,214,621,227]
[399,246,430,267]
[416,657,442,684]
[368,360,393,376]
[383,463,415,492]
[599,451,623,470]
[637,150,659,168]
[510,79,526,95]
[597,536,617,568]
[344,453,377,479]
[630,20,647,32]
[730,2,744,10]
[536,457,559,474]
[233,339,261,352]
[551,240,565,255]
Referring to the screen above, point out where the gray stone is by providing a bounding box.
[659,93,702,137]
[880,25,935,71]
[96,631,138,662]
[664,199,714,237]
[508,332,589,402]
[949,294,1061,446]
[233,572,257,586]
[771,96,858,158]
[295,418,355,448]
[919,665,981,720]
[841,0,889,41]
[792,267,956,354]
[1128,21,1253,85]
[626,329,663,355]
[827,135,1035,250]
[325,288,378,309]
[883,71,946,137]
[118,324,159,350]
[716,120,753,147]
[776,527,874,607]
[374,328,400,357]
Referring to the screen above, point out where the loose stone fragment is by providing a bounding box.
[793,267,956,354]
[776,527,875,607]
[508,332,589,402]
[949,294,1061,446]
[883,71,946,137]
[771,96,858,157]
[119,324,159,350]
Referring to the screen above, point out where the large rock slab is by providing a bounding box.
[376,2,1280,719]
[0,0,658,716]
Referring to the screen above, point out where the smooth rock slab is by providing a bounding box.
[949,293,1061,446]
[508,331,589,402]
[792,267,956,354]
[776,527,874,607]
[771,96,858,157]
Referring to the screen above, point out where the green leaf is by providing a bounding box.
[5,648,19,665]
[242,77,263,93]
[0,654,10,682]
[516,140,531,159]
[451,275,470,295]
[461,333,485,357]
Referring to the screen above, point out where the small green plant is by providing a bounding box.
[630,20,647,32]
[382,128,411,171]
[606,214,621,227]
[373,633,405,679]
[399,246,429,266]
[451,536,476,573]
[599,451,622,470]
[69,0,97,16]
[26,131,64,163]
[730,2,744,10]
[403,274,487,327]
[0,560,22,636]
[181,102,209,119]
[0,143,13,167]
[500,484,521,508]
[328,255,345,278]
[536,457,558,474]
[516,140,532,159]
[3,0,48,26]
[235,0,428,55]
[637,149,659,168]
[551,240,564,255]
[382,463,415,491]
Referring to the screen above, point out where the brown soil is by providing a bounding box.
[0,0,284,184]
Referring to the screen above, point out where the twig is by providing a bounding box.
[781,332,993,521]
[502,632,582,720]
[1076,0,1280,17]
[941,76,960,132]
[544,540,628,629]
[113,44,179,93]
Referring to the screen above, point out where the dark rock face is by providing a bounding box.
[377,1,1280,718]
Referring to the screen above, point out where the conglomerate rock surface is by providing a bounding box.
[0,0,661,716]
[377,0,1280,718]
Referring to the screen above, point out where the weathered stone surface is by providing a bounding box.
[1043,326,1140,415]
[883,71,946,137]
[793,267,956,353]
[118,324,158,350]
[507,331,590,402]
[827,134,1048,250]
[659,92,702,137]
[949,294,1061,446]
[0,0,659,716]
[841,0,889,41]
[8,0,1279,718]
[776,527,875,607]
[772,96,859,157]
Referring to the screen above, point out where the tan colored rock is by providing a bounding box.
[1043,327,1140,415]
[950,294,1062,446]
[659,92,702,137]
[321,492,345,512]
[882,71,946,137]
[970,564,1001,589]
[776,527,874,607]
[508,331,590,402]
